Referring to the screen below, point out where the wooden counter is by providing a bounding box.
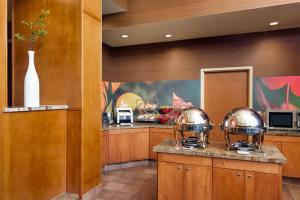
[2,110,67,200]
[155,141,285,200]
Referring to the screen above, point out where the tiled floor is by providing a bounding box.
[56,163,300,200]
[90,163,300,200]
[91,163,157,200]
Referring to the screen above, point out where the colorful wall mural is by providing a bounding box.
[102,76,300,113]
[254,76,300,111]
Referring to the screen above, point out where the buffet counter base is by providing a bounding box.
[155,141,285,200]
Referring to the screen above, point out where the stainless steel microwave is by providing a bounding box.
[266,110,299,130]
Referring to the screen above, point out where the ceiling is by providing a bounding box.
[102,0,127,15]
[103,3,300,47]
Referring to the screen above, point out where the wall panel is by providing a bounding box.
[0,0,7,197]
[13,0,81,107]
[103,28,300,81]
[81,12,102,194]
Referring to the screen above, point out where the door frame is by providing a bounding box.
[200,66,253,109]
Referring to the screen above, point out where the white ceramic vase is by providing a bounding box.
[24,51,40,107]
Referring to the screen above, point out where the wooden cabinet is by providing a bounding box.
[213,168,280,200]
[158,162,184,200]
[158,154,212,200]
[109,132,130,164]
[213,168,245,200]
[264,135,300,178]
[213,159,281,200]
[149,128,174,160]
[245,171,279,200]
[101,131,108,167]
[131,132,149,160]
[184,164,212,200]
[282,141,300,177]
[108,128,149,164]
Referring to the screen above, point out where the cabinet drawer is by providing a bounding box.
[109,128,149,134]
[158,153,212,167]
[213,159,280,174]
[150,128,174,134]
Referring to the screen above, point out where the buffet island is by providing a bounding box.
[153,140,286,200]
[153,107,287,200]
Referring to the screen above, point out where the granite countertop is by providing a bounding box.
[103,123,300,138]
[153,139,287,164]
[3,105,68,113]
[265,129,300,137]
[102,123,174,131]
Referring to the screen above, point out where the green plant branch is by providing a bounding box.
[15,9,50,50]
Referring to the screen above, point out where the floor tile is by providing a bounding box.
[283,184,294,200]
[119,184,143,195]
[286,183,300,200]
[102,182,126,192]
[111,192,135,200]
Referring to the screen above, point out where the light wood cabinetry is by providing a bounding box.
[213,159,281,200]
[264,135,300,178]
[102,131,109,167]
[149,128,174,160]
[109,132,131,164]
[3,111,67,200]
[158,162,184,200]
[131,132,150,160]
[245,171,279,200]
[213,168,280,200]
[184,164,212,200]
[213,168,245,200]
[108,128,149,164]
[158,154,212,200]
[282,141,300,177]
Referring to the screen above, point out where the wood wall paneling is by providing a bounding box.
[83,0,101,20]
[103,29,300,82]
[81,12,101,193]
[4,111,66,200]
[0,0,7,198]
[13,0,81,107]
[103,0,300,29]
[66,110,82,193]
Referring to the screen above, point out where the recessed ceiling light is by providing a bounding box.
[269,21,279,26]
[121,34,128,38]
[165,34,172,38]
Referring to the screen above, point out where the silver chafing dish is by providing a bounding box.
[221,107,266,152]
[175,107,213,149]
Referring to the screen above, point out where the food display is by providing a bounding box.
[159,106,173,114]
[136,103,158,112]
[135,103,159,122]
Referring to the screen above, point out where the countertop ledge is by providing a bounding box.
[102,123,174,131]
[3,105,69,113]
[153,140,287,164]
[102,123,300,137]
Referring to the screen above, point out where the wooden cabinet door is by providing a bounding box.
[150,129,174,160]
[101,132,108,167]
[130,132,149,161]
[245,171,280,200]
[282,142,300,178]
[184,165,212,200]
[108,133,130,164]
[158,162,184,200]
[213,168,245,200]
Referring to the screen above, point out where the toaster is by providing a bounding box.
[116,108,133,125]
